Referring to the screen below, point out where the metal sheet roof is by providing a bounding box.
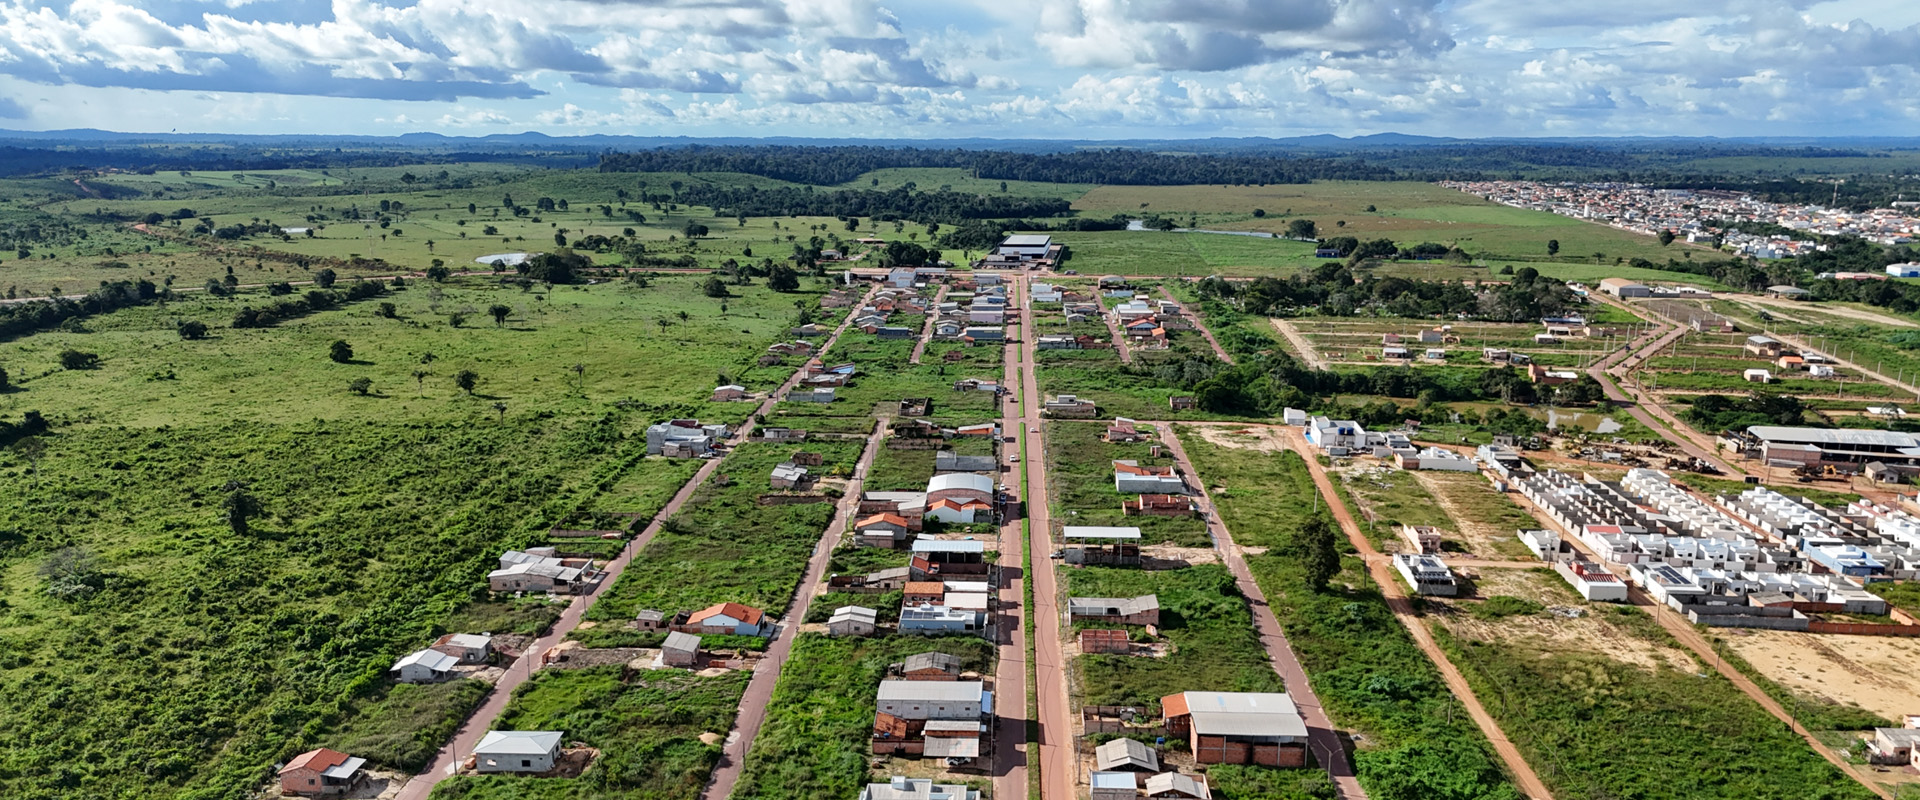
[878,680,985,703]
[320,757,366,780]
[1749,425,1919,448]
[393,648,458,672]
[663,631,701,652]
[912,539,986,553]
[1063,526,1143,540]
[474,730,563,755]
[923,737,981,759]
[1000,234,1052,246]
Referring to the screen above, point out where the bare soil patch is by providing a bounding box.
[1433,570,1696,672]
[1191,424,1287,453]
[1720,630,1920,721]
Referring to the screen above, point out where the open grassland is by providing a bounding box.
[1175,437,1521,800]
[843,167,1094,201]
[0,274,822,429]
[427,667,751,800]
[0,411,676,799]
[1044,421,1208,546]
[730,634,995,800]
[1063,565,1284,709]
[1073,181,1710,265]
[581,440,863,631]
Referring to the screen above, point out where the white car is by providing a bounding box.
[1008,455,1021,463]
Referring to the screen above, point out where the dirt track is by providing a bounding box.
[1269,317,1327,368]
[1160,284,1235,364]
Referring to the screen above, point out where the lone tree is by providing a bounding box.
[767,264,800,293]
[313,268,337,288]
[1296,516,1340,592]
[489,304,512,327]
[0,365,8,392]
[223,480,261,537]
[1658,229,1676,246]
[454,369,479,395]
[1285,219,1317,239]
[412,369,430,394]
[329,340,354,363]
[40,546,104,600]
[1546,239,1560,257]
[702,276,730,298]
[348,377,373,396]
[177,320,209,340]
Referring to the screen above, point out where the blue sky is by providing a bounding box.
[0,0,1916,138]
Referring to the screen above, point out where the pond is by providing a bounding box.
[1547,408,1624,433]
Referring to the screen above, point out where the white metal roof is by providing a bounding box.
[392,648,457,673]
[927,473,994,495]
[878,680,985,703]
[1091,772,1137,789]
[662,631,701,652]
[441,633,492,649]
[830,606,879,624]
[1000,234,1052,247]
[912,539,985,553]
[321,757,366,780]
[1064,526,1143,540]
[1145,772,1211,800]
[1174,691,1307,738]
[1749,425,1919,448]
[924,736,981,758]
[1095,737,1160,771]
[474,730,563,755]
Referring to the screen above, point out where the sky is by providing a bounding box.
[0,0,1916,139]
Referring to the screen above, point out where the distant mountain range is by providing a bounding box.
[3,128,1919,153]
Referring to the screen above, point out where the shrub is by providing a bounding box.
[59,349,100,370]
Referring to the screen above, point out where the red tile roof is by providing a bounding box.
[281,748,349,775]
[689,601,765,626]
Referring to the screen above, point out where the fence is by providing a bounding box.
[756,493,835,506]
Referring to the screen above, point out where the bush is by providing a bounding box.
[329,340,354,364]
[1469,595,1543,620]
[59,349,100,370]
[176,320,209,340]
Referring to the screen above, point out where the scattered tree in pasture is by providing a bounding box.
[489,304,512,327]
[59,350,99,370]
[223,480,261,537]
[454,369,479,394]
[40,546,104,600]
[328,340,354,363]
[348,377,373,395]
[176,320,209,340]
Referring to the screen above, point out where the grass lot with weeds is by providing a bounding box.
[730,634,994,800]
[1064,565,1283,709]
[428,667,751,800]
[1044,421,1208,546]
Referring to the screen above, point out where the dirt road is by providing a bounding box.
[1282,429,1556,800]
[1156,424,1366,799]
[1737,295,1919,329]
[695,416,890,800]
[1583,299,1743,476]
[909,286,949,365]
[1268,317,1327,368]
[1018,277,1076,800]
[1159,285,1234,364]
[1502,488,1893,800]
[1099,298,1135,364]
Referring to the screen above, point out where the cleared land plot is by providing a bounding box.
[1407,471,1541,560]
[729,634,995,800]
[1044,420,1209,547]
[1718,630,1920,723]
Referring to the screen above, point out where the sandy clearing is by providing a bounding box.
[1737,295,1919,329]
[1434,569,1697,672]
[1720,630,1920,722]
[1411,470,1510,558]
[1191,424,1289,453]
[1267,317,1326,368]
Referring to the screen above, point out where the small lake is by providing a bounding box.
[475,252,533,266]
[1126,220,1280,238]
[1547,409,1624,433]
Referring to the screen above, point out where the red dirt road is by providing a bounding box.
[1159,284,1234,364]
[1281,429,1556,800]
[1015,277,1076,800]
[992,287,1031,800]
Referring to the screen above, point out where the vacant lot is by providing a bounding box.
[428,667,750,800]
[1044,421,1208,546]
[1063,565,1283,709]
[1719,630,1920,722]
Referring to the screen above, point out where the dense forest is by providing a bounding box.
[601,145,1395,185]
[670,183,1074,222]
[1192,262,1583,322]
[1619,237,1920,313]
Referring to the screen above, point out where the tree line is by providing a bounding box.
[600,145,1395,185]
[668,183,1072,222]
[1193,262,1583,322]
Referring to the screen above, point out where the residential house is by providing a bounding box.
[877,680,988,720]
[1106,418,1149,442]
[962,326,1005,343]
[1095,737,1161,773]
[910,539,987,578]
[1868,724,1920,765]
[278,748,367,797]
[1045,395,1098,418]
[487,558,587,594]
[1400,524,1443,554]
[1392,554,1459,596]
[1091,772,1139,800]
[1305,417,1366,452]
[634,609,670,631]
[876,326,916,339]
[431,633,493,664]
[828,606,880,637]
[791,387,837,403]
[859,777,979,800]
[770,462,811,489]
[1124,493,1198,517]
[472,731,563,774]
[904,581,947,605]
[1113,460,1186,494]
[900,397,932,417]
[1161,691,1307,767]
[1068,595,1160,625]
[934,320,964,338]
[661,631,701,667]
[1744,335,1787,358]
[1146,773,1213,800]
[1037,334,1080,350]
[935,452,997,473]
[1063,526,1143,566]
[1744,369,1773,384]
[685,602,772,636]
[646,419,728,457]
[858,513,915,548]
[710,385,746,402]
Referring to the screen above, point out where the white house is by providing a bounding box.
[1392,554,1459,596]
[1889,263,1920,278]
[687,602,772,636]
[876,680,989,720]
[1113,460,1187,494]
[390,648,458,683]
[472,730,563,773]
[1306,417,1366,451]
[431,633,493,664]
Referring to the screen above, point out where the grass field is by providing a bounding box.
[1043,420,1209,546]
[1072,181,1711,265]
[1064,565,1284,709]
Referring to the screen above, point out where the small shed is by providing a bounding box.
[898,651,965,681]
[828,606,879,637]
[1092,771,1139,800]
[1146,772,1212,800]
[1095,736,1161,773]
[431,633,493,664]
[661,631,701,667]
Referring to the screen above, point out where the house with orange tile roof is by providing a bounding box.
[278,748,366,796]
[684,602,771,636]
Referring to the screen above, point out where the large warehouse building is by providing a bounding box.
[1743,426,1920,471]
